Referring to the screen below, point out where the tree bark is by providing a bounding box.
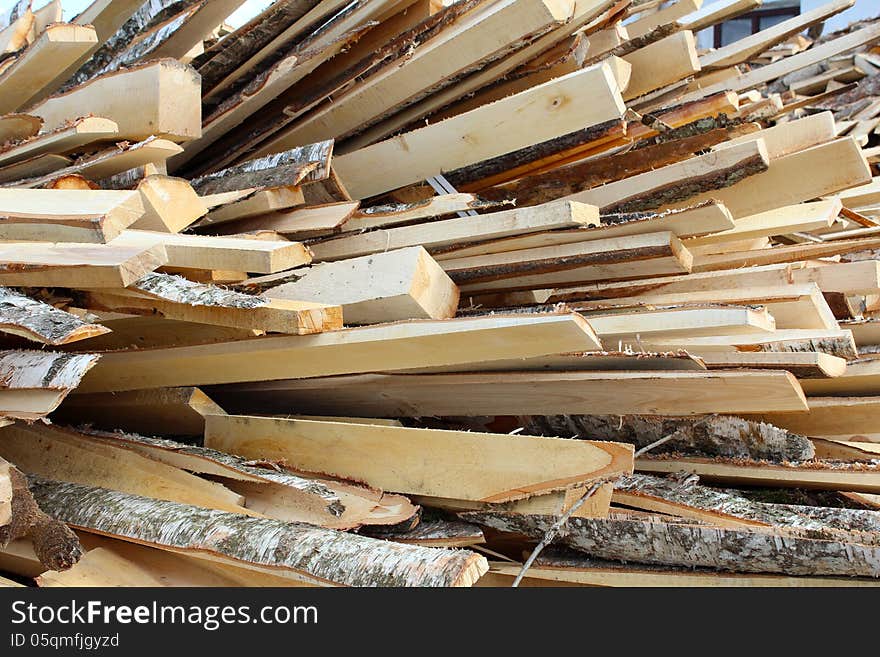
[462,511,880,578]
[0,460,82,572]
[582,23,679,66]
[0,350,99,392]
[522,414,816,462]
[31,477,488,587]
[0,287,109,345]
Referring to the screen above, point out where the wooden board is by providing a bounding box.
[0,113,41,143]
[264,246,460,324]
[199,186,306,228]
[696,352,847,378]
[132,175,208,233]
[583,306,775,340]
[343,194,507,233]
[626,0,701,38]
[800,359,880,396]
[712,111,837,160]
[621,30,701,100]
[747,397,880,438]
[77,313,603,392]
[0,351,98,420]
[209,370,810,417]
[212,201,358,238]
[205,414,633,503]
[0,116,118,168]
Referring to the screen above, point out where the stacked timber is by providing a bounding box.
[5,0,880,588]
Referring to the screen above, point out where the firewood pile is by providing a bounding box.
[4,0,880,588]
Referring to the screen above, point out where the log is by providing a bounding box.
[208,370,810,417]
[522,414,815,461]
[462,511,880,578]
[77,313,603,392]
[30,477,488,587]
[0,459,82,572]
[0,287,109,346]
[0,350,99,420]
[204,414,634,503]
[264,246,460,324]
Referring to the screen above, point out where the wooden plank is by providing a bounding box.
[210,201,358,238]
[205,414,633,503]
[640,329,859,361]
[696,352,847,378]
[800,359,880,396]
[621,30,700,100]
[0,242,166,288]
[264,247,460,324]
[582,306,775,340]
[0,113,41,143]
[132,175,208,233]
[0,152,70,183]
[0,116,117,168]
[111,230,311,274]
[0,188,145,243]
[27,59,202,142]
[0,350,99,420]
[146,0,247,60]
[712,111,837,160]
[691,237,880,273]
[842,319,880,347]
[310,200,599,261]
[747,397,880,438]
[626,0,701,39]
[77,313,603,393]
[0,287,109,346]
[401,351,707,374]
[199,186,306,228]
[677,0,759,32]
[0,23,98,114]
[332,62,627,199]
[344,194,504,233]
[211,370,811,417]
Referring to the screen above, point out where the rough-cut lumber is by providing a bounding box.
[626,0,702,39]
[310,200,599,261]
[199,186,307,229]
[78,313,602,393]
[132,175,208,233]
[264,247,459,324]
[581,306,775,341]
[677,0,759,32]
[111,230,310,274]
[333,63,627,199]
[81,272,342,335]
[65,315,261,351]
[31,477,487,587]
[691,237,880,273]
[0,116,118,169]
[141,0,248,61]
[0,422,247,514]
[344,194,507,233]
[0,459,82,572]
[27,59,201,142]
[696,352,847,378]
[713,111,837,160]
[621,30,701,101]
[0,24,98,115]
[0,113,41,144]
[0,350,98,420]
[799,359,880,397]
[747,397,880,439]
[0,153,72,184]
[565,139,769,213]
[640,329,859,361]
[0,188,145,243]
[463,511,880,577]
[211,370,810,417]
[0,287,109,346]
[525,413,814,461]
[0,241,166,288]
[214,200,357,238]
[205,414,633,503]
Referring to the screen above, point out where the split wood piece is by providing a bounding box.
[0,24,98,115]
[812,440,880,461]
[205,414,633,503]
[264,246,459,324]
[637,455,880,493]
[691,237,880,274]
[0,351,98,420]
[332,62,627,199]
[0,153,70,183]
[443,231,692,287]
[343,194,508,233]
[0,116,118,168]
[685,199,841,247]
[0,241,166,288]
[479,121,759,207]
[0,458,82,572]
[0,287,109,346]
[273,0,574,148]
[189,141,333,196]
[132,175,207,233]
[563,139,769,213]
[80,272,342,335]
[677,0,760,32]
[0,113,41,144]
[580,306,775,341]
[695,352,847,378]
[211,370,810,417]
[364,520,485,549]
[549,261,880,302]
[110,230,310,274]
[57,387,221,437]
[32,477,488,587]
[621,30,700,101]
[747,397,880,439]
[211,201,358,239]
[626,0,701,39]
[800,359,880,396]
[310,200,599,262]
[0,187,145,243]
[198,186,306,229]
[27,59,202,142]
[0,423,248,514]
[673,21,880,106]
[78,313,603,393]
[433,202,734,261]
[712,110,837,159]
[523,413,814,462]
[640,329,859,361]
[699,0,855,71]
[62,316,260,352]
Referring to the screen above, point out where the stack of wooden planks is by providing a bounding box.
[6,0,880,588]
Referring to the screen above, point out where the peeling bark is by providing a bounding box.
[0,350,99,392]
[31,477,488,587]
[0,287,109,345]
[364,518,485,547]
[462,511,880,578]
[0,460,82,572]
[133,272,268,309]
[521,414,815,462]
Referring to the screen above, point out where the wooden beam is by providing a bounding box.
[332,62,627,199]
[210,370,811,416]
[77,313,603,393]
[0,116,118,168]
[800,359,880,396]
[0,287,109,346]
[712,111,837,160]
[747,397,880,439]
[0,350,98,420]
[621,30,701,100]
[264,246,459,324]
[583,305,775,340]
[205,414,633,503]
[208,200,359,239]
[132,175,208,233]
[199,186,306,229]
[145,0,247,60]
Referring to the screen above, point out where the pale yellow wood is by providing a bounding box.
[800,359,880,396]
[748,397,880,438]
[343,194,494,233]
[640,329,857,359]
[0,113,41,143]
[713,111,837,159]
[678,0,760,32]
[0,458,11,528]
[696,352,847,378]
[214,201,358,238]
[690,236,880,273]
[0,116,118,168]
[201,186,306,228]
[0,152,70,183]
[132,175,208,233]
[838,177,880,209]
[333,63,627,199]
[622,30,701,100]
[584,306,775,340]
[147,0,247,60]
[626,0,701,38]
[842,319,880,347]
